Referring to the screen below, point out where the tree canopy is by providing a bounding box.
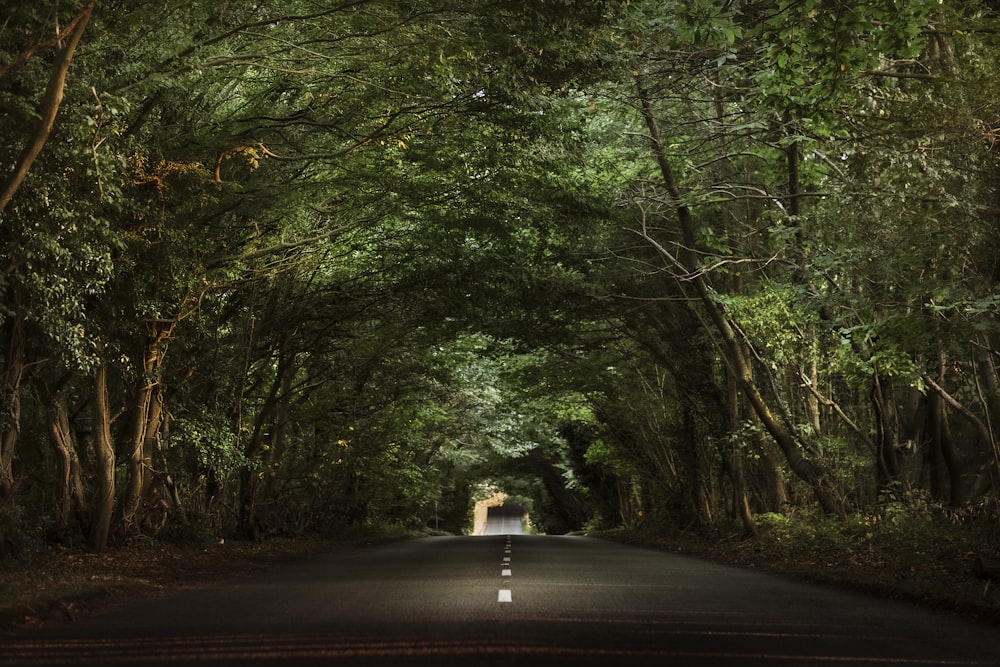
[2,0,999,552]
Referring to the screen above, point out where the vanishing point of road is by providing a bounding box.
[2,535,999,666]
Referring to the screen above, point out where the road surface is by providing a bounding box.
[2,536,999,666]
[481,504,524,535]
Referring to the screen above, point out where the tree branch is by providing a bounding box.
[0,0,98,217]
[860,69,941,81]
[0,5,96,80]
[203,222,370,271]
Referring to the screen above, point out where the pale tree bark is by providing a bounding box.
[36,377,89,537]
[121,322,174,534]
[0,0,99,217]
[49,391,87,535]
[47,392,75,532]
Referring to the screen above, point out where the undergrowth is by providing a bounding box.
[602,500,1000,623]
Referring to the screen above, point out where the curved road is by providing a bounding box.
[2,536,999,666]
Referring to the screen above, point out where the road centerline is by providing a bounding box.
[498,535,513,603]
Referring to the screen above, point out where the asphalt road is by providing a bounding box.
[3,535,999,666]
[481,507,524,535]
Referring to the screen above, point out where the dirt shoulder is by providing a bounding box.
[0,538,334,631]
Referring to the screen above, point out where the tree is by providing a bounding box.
[4,0,1000,552]
[589,0,1000,522]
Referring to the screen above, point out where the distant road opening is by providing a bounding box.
[481,503,525,535]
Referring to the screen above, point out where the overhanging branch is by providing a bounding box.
[0,0,98,218]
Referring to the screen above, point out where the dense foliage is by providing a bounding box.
[1,0,998,553]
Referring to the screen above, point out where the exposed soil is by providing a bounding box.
[2,531,998,632]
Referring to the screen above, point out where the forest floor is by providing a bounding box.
[1,525,999,632]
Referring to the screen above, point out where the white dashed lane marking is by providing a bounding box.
[499,535,513,603]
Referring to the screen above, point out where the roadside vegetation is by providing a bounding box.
[608,502,1000,624]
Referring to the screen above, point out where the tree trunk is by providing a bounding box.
[0,315,25,504]
[157,405,181,511]
[725,371,756,536]
[88,362,116,551]
[788,138,823,440]
[679,404,713,527]
[122,323,173,534]
[43,387,87,538]
[935,352,967,506]
[727,453,756,537]
[924,388,968,505]
[923,371,991,506]
[924,389,949,502]
[139,389,169,533]
[237,346,296,539]
[238,467,261,541]
[973,345,1000,486]
[751,423,789,512]
[804,357,822,435]
[121,381,154,532]
[870,371,901,490]
[940,404,965,506]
